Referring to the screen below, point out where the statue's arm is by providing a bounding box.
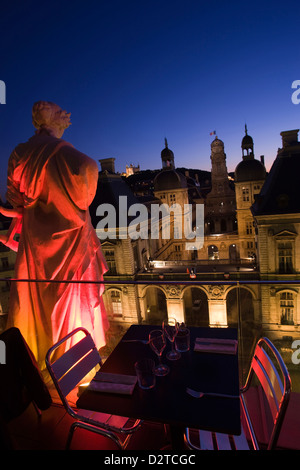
[0,206,22,218]
[0,207,23,252]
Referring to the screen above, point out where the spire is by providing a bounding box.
[242,124,254,159]
[161,138,174,169]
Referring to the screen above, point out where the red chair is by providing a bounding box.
[46,327,142,450]
[185,337,291,450]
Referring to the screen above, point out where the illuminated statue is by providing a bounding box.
[0,101,109,369]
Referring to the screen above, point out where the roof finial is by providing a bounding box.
[164,137,168,148]
[245,124,248,135]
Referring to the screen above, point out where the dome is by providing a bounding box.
[153,169,187,192]
[161,146,174,159]
[241,125,254,153]
[160,138,175,169]
[242,134,253,148]
[235,158,266,182]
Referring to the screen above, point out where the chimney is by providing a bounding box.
[260,155,265,166]
[280,130,299,148]
[99,158,116,173]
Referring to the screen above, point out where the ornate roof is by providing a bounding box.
[235,158,266,182]
[153,169,187,192]
[211,136,224,148]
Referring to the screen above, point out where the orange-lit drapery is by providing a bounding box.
[5,132,109,368]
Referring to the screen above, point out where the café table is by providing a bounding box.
[76,324,241,450]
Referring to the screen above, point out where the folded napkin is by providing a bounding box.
[194,337,237,355]
[88,372,137,395]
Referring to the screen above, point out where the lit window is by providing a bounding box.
[103,249,117,275]
[242,187,250,202]
[278,242,293,273]
[208,245,219,260]
[279,291,294,325]
[246,221,253,235]
[110,290,122,317]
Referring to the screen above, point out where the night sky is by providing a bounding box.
[0,0,299,200]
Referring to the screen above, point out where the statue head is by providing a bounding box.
[32,101,71,138]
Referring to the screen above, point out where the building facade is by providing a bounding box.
[252,129,300,343]
[235,126,266,260]
[0,214,17,332]
[2,128,299,353]
[93,135,262,333]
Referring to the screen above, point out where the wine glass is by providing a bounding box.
[162,318,181,360]
[149,329,170,376]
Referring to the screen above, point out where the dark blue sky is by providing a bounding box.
[0,0,299,199]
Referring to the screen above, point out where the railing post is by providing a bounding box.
[236,280,244,385]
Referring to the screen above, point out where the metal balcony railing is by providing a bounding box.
[1,277,300,390]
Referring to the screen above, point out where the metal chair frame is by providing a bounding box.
[46,327,142,450]
[185,337,292,450]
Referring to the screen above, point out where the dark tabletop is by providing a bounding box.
[77,324,241,436]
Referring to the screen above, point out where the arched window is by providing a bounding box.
[208,245,219,260]
[229,244,238,262]
[220,219,227,232]
[226,287,254,326]
[144,287,167,325]
[206,219,215,234]
[107,289,123,318]
[183,287,209,327]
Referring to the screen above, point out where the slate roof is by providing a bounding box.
[252,137,300,217]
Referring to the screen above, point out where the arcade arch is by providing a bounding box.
[226,286,254,327]
[144,286,168,325]
[182,287,209,327]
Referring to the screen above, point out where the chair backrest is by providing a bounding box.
[45,328,102,412]
[242,337,291,450]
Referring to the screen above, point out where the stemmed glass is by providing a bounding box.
[149,329,170,376]
[162,317,181,360]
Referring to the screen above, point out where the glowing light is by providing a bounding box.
[208,301,227,327]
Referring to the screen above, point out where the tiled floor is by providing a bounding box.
[5,378,300,451]
[5,383,170,451]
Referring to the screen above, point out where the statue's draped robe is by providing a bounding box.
[6,133,109,368]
